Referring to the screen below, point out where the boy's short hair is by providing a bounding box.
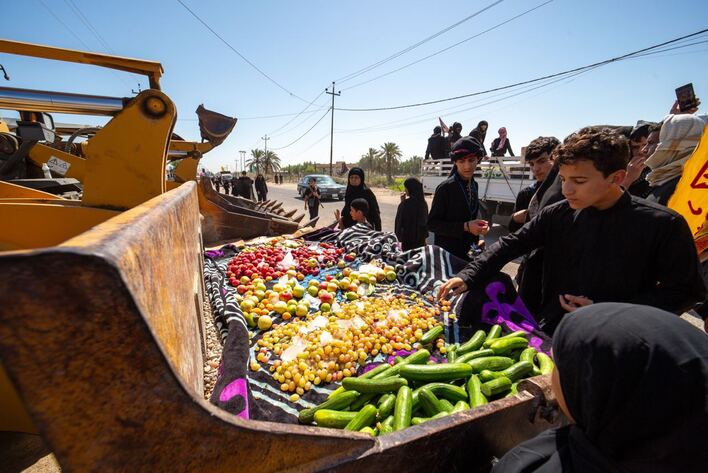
[525,136,560,161]
[554,129,629,177]
[350,198,369,216]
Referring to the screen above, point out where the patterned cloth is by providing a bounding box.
[204,226,550,423]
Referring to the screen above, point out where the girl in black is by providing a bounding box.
[494,303,708,473]
[339,168,381,231]
[254,174,268,202]
[395,177,428,251]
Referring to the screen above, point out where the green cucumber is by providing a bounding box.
[505,382,519,398]
[537,353,555,375]
[418,388,444,417]
[342,376,408,394]
[478,369,497,383]
[457,348,495,364]
[359,426,377,436]
[500,361,533,382]
[483,330,528,348]
[349,392,378,411]
[448,349,458,363]
[313,409,357,429]
[411,416,429,425]
[379,424,394,435]
[361,363,394,379]
[393,386,413,431]
[438,399,455,412]
[299,390,359,424]
[467,375,488,408]
[485,325,502,342]
[520,348,543,376]
[452,400,470,413]
[377,394,396,419]
[328,386,346,399]
[490,337,529,355]
[345,404,378,431]
[395,356,405,364]
[467,356,514,373]
[480,376,512,397]
[457,330,486,354]
[381,415,394,428]
[416,383,468,402]
[420,326,444,344]
[399,363,473,383]
[373,349,431,379]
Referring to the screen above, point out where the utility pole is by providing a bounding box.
[239,150,246,172]
[325,81,340,176]
[261,135,270,175]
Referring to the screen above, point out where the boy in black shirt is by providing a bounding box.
[302,177,321,220]
[439,129,706,334]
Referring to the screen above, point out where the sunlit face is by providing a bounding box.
[349,175,362,186]
[643,131,660,158]
[350,207,364,222]
[528,152,553,183]
[559,160,625,210]
[480,124,487,132]
[309,178,316,187]
[455,155,478,180]
[630,136,648,159]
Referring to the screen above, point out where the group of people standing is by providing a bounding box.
[212,172,270,202]
[425,120,516,161]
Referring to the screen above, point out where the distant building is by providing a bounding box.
[313,161,350,176]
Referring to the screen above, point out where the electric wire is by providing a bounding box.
[336,28,708,112]
[271,107,332,150]
[175,0,309,104]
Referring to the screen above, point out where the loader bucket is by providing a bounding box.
[196,104,237,146]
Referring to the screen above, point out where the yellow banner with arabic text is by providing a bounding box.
[668,124,708,253]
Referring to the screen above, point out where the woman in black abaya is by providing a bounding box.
[395,177,428,251]
[339,167,382,231]
[494,302,708,473]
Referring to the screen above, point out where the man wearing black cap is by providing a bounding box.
[427,137,490,260]
[425,126,449,161]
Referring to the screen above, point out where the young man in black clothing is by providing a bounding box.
[428,137,490,261]
[425,126,449,161]
[336,198,373,230]
[439,129,706,334]
[509,136,560,233]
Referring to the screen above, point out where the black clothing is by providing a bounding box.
[447,131,462,150]
[222,180,231,194]
[395,178,428,251]
[627,166,651,198]
[469,121,488,156]
[302,185,321,220]
[457,191,706,334]
[342,168,382,231]
[489,137,515,157]
[646,175,681,206]
[254,176,268,202]
[425,133,449,160]
[235,176,254,200]
[428,171,480,260]
[494,302,708,473]
[508,182,538,233]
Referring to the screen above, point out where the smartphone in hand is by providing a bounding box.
[675,83,697,112]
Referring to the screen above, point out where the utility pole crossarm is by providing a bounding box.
[325,81,340,177]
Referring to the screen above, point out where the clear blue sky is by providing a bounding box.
[2,0,707,172]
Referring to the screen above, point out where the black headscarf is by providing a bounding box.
[342,167,382,230]
[493,303,708,473]
[469,120,489,144]
[395,177,428,249]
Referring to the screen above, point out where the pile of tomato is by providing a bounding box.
[227,246,286,281]
[290,243,344,276]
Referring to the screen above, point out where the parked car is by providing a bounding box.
[297,175,346,201]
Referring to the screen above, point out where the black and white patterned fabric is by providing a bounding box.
[204,227,551,424]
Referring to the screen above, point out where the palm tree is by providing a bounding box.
[380,142,402,184]
[261,150,281,175]
[359,148,381,176]
[246,149,264,173]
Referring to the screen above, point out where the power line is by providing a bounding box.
[175,0,309,104]
[335,0,505,84]
[268,90,326,136]
[336,28,708,112]
[38,0,91,50]
[63,0,115,53]
[271,107,332,150]
[342,0,553,91]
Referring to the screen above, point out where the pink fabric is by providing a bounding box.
[498,127,507,149]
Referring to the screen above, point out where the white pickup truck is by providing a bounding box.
[421,155,534,224]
